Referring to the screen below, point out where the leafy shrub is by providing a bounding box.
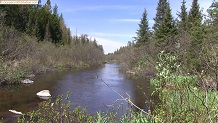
[151,51,218,123]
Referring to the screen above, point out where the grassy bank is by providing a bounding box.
[0,26,104,85]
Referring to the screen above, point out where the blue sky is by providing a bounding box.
[42,0,212,54]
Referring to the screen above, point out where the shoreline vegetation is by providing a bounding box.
[105,0,218,122]
[0,3,104,85]
[0,27,105,85]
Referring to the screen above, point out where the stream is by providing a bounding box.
[0,63,152,122]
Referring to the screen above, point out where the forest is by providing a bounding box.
[0,0,104,84]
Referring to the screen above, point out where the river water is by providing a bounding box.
[0,63,152,122]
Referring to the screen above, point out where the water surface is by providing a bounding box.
[0,63,151,122]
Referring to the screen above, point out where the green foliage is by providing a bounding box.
[18,94,154,123]
[188,0,202,29]
[151,51,180,91]
[0,3,105,84]
[153,0,168,32]
[177,0,188,31]
[0,1,68,44]
[135,9,150,47]
[120,110,155,123]
[208,1,218,23]
[154,2,177,49]
[151,51,218,123]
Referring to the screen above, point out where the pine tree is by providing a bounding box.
[188,0,202,30]
[44,21,51,42]
[155,2,177,48]
[46,0,51,11]
[208,1,218,24]
[188,0,203,45]
[177,0,188,31]
[49,14,62,43]
[53,4,58,16]
[153,0,167,32]
[135,8,150,47]
[187,0,204,71]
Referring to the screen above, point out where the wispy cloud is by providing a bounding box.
[90,32,134,38]
[110,19,140,23]
[94,37,126,54]
[63,5,135,12]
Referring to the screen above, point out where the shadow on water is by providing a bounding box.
[0,63,153,122]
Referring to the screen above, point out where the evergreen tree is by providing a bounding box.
[153,0,167,32]
[188,0,202,29]
[59,13,71,45]
[177,0,188,31]
[44,21,51,42]
[187,0,204,71]
[208,1,218,24]
[53,4,58,16]
[46,0,51,11]
[49,14,62,43]
[135,9,150,47]
[155,2,177,48]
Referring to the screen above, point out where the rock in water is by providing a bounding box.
[36,90,51,97]
[9,110,22,115]
[21,79,34,84]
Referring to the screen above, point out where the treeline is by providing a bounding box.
[0,0,104,84]
[107,0,218,122]
[108,0,218,88]
[0,0,70,44]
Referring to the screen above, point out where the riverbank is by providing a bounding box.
[0,58,103,85]
[0,27,104,85]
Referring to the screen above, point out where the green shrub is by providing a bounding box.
[151,51,218,123]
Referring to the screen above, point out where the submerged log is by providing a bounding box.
[9,110,22,115]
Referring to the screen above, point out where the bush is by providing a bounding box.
[151,51,218,123]
[18,94,154,123]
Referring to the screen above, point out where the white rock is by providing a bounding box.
[9,110,22,115]
[36,90,51,97]
[21,79,34,84]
